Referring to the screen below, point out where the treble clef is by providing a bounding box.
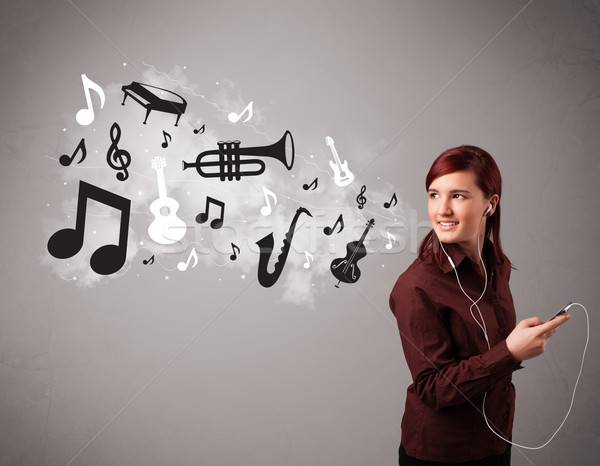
[356,184,367,209]
[106,122,131,181]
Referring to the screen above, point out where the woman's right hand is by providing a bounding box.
[506,314,571,361]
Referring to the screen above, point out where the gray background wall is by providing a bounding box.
[1,0,599,465]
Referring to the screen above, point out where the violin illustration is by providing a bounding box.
[330,218,374,288]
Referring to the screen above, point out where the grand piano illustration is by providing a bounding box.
[121,81,187,126]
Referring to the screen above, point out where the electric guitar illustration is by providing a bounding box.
[148,157,186,244]
[325,136,354,187]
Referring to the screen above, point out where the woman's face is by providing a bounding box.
[427,170,496,255]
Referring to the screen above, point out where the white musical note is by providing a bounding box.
[385,231,396,250]
[76,74,106,126]
[177,247,199,271]
[303,251,314,269]
[228,101,253,123]
[260,186,277,216]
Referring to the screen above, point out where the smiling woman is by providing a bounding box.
[389,146,570,465]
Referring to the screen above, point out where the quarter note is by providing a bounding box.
[384,192,397,209]
[230,243,240,261]
[260,186,277,216]
[177,247,198,271]
[193,124,205,134]
[161,130,171,148]
[75,74,105,126]
[196,196,225,229]
[106,122,131,181]
[302,177,318,191]
[143,255,155,265]
[228,101,253,123]
[356,185,367,209]
[59,138,87,167]
[47,180,131,275]
[324,214,344,236]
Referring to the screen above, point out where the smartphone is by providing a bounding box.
[549,301,573,321]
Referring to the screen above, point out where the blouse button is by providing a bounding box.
[498,328,506,336]
[492,298,498,305]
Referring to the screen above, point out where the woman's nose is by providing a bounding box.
[438,199,452,215]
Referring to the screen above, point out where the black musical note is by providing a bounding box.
[143,255,155,265]
[302,177,318,191]
[47,180,131,275]
[196,196,225,229]
[384,192,398,209]
[324,214,344,236]
[161,130,171,148]
[356,185,367,209]
[193,124,205,134]
[230,243,240,261]
[106,122,131,181]
[59,138,87,167]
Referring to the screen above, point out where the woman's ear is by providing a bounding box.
[487,194,500,216]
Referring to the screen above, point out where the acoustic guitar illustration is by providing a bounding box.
[148,157,186,244]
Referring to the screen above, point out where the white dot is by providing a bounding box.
[62,128,66,132]
[165,276,169,280]
[92,128,96,132]
[218,278,222,281]
[139,241,144,246]
[123,62,127,66]
[73,276,77,281]
[183,66,187,70]
[63,181,67,185]
[187,191,191,195]
[92,230,96,235]
[216,81,219,85]
[145,148,149,153]
[241,274,246,279]
[310,154,314,158]
[381,264,385,268]
[47,203,50,207]
[138,191,143,195]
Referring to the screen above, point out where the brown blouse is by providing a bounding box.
[389,239,522,463]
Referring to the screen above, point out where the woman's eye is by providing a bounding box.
[453,194,466,199]
[429,193,439,199]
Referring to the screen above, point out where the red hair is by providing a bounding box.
[419,145,512,267]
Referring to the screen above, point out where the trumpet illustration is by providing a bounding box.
[182,131,295,181]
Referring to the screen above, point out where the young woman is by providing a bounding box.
[389,146,570,465]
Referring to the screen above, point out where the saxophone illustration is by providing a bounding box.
[255,207,312,288]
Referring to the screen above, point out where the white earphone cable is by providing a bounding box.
[438,211,588,449]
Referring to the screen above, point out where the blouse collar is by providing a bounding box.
[439,238,500,275]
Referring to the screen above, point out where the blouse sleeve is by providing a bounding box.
[389,274,521,410]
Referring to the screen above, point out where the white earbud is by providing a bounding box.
[484,203,493,217]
